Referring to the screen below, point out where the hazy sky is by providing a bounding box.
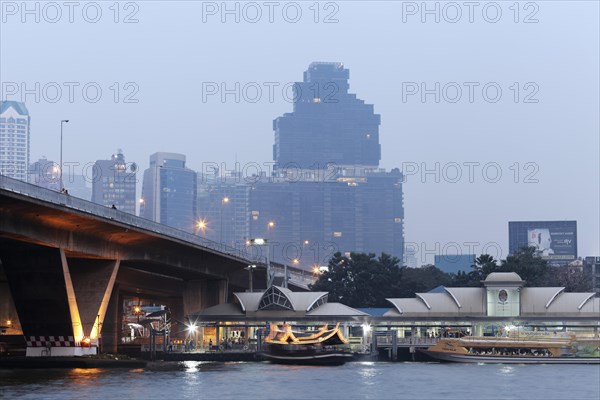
[1,1,598,261]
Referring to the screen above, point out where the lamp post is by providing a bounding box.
[249,238,269,288]
[59,120,69,191]
[267,221,276,286]
[245,264,256,292]
[153,165,163,222]
[220,196,230,249]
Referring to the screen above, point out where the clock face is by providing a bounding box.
[498,289,508,303]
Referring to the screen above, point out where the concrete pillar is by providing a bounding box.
[1,241,73,341]
[0,239,123,356]
[0,263,22,335]
[65,257,120,344]
[183,280,206,316]
[101,284,121,354]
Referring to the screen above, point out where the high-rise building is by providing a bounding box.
[140,152,197,232]
[434,254,476,274]
[508,221,577,265]
[273,62,381,169]
[196,171,250,247]
[0,101,30,181]
[248,168,404,268]
[28,157,60,191]
[91,151,137,213]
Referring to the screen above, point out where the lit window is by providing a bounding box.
[333,232,342,237]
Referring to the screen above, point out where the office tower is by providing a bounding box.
[140,152,197,232]
[0,101,30,181]
[91,150,137,213]
[27,157,60,191]
[273,62,381,169]
[248,168,404,268]
[196,171,250,247]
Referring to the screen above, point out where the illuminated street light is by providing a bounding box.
[248,238,270,287]
[196,219,207,237]
[220,196,230,248]
[59,119,69,191]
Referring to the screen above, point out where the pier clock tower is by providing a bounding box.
[483,272,525,317]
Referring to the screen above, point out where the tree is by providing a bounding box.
[499,246,548,286]
[310,252,404,307]
[310,253,452,306]
[543,265,593,292]
[450,254,499,287]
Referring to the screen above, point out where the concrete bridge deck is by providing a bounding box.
[0,176,282,356]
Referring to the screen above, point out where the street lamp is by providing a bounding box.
[245,264,257,292]
[59,119,69,191]
[196,219,207,238]
[248,238,270,287]
[220,196,230,248]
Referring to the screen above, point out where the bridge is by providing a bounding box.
[0,176,313,356]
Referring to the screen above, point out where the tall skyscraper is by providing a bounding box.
[91,151,137,213]
[0,101,30,181]
[141,152,197,232]
[248,168,404,268]
[196,171,250,247]
[273,62,381,169]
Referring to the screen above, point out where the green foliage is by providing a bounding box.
[311,248,593,307]
[310,252,451,307]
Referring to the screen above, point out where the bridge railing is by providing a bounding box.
[0,175,266,265]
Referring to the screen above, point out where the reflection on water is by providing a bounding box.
[498,365,515,376]
[1,362,599,400]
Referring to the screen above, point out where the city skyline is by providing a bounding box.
[1,2,598,259]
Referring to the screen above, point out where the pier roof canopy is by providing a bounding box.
[191,286,367,322]
[386,273,599,319]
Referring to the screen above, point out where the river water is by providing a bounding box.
[1,362,599,399]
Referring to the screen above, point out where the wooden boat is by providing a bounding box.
[262,323,353,365]
[421,333,600,364]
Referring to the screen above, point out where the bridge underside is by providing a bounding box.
[0,184,265,356]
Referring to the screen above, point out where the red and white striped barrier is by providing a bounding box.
[25,336,77,347]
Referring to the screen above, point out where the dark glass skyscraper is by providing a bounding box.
[273,62,381,169]
[141,152,197,232]
[248,169,404,268]
[91,151,136,214]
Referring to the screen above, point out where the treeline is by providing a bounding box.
[309,247,593,308]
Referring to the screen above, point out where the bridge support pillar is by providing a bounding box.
[183,278,229,316]
[0,239,120,356]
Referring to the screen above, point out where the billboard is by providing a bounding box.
[509,221,577,263]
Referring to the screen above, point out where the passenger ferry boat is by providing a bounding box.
[421,332,600,364]
[262,323,353,365]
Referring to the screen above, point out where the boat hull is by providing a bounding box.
[421,350,600,364]
[262,351,353,366]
